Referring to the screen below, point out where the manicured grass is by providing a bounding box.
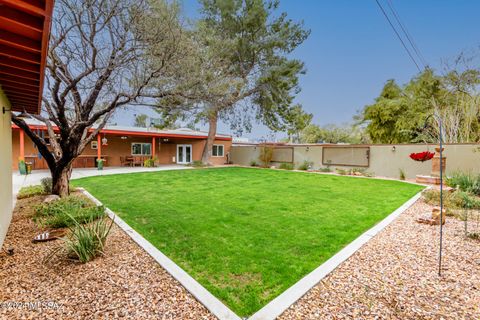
[72,167,424,316]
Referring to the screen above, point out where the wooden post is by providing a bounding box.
[97,134,101,160]
[19,129,25,161]
[152,137,156,159]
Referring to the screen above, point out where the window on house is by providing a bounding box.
[212,144,224,157]
[132,143,152,155]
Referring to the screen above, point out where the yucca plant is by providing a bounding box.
[45,211,114,263]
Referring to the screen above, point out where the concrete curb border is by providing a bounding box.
[79,183,424,320]
[78,188,241,320]
[248,190,424,320]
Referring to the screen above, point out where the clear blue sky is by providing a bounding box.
[114,0,480,140]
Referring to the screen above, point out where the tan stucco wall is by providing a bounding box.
[231,144,480,179]
[12,130,233,168]
[0,88,13,247]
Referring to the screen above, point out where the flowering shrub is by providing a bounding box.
[409,151,435,162]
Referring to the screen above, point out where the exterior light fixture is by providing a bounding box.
[101,136,108,145]
[392,146,396,152]
[163,138,169,142]
[306,146,310,152]
[120,136,128,140]
[2,106,11,114]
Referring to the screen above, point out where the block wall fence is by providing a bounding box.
[230,144,480,180]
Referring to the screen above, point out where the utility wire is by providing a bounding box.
[385,0,428,68]
[374,0,422,72]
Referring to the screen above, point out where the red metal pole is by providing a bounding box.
[97,134,101,160]
[19,129,25,161]
[152,137,156,159]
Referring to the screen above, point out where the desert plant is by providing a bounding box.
[446,172,480,196]
[17,185,45,199]
[422,189,480,214]
[318,167,332,172]
[297,160,312,171]
[335,168,348,175]
[279,163,294,170]
[41,177,53,194]
[258,145,274,168]
[46,212,113,263]
[249,160,258,167]
[34,195,105,228]
[399,169,406,181]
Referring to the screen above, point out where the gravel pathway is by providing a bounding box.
[280,200,480,320]
[0,196,215,320]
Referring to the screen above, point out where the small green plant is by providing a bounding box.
[143,158,154,167]
[422,189,480,214]
[297,160,312,171]
[318,167,332,172]
[46,213,114,263]
[249,160,258,167]
[446,171,480,196]
[336,168,348,175]
[41,177,53,193]
[17,185,44,199]
[34,195,105,228]
[279,163,294,170]
[399,169,406,181]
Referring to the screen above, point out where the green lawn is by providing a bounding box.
[72,167,423,316]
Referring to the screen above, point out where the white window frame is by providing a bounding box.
[212,144,224,157]
[131,142,152,156]
[91,141,98,150]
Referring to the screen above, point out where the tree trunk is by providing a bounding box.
[51,162,73,197]
[201,113,218,164]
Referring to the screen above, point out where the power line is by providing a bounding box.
[385,0,428,68]
[374,0,422,72]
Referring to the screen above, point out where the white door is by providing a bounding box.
[176,144,192,164]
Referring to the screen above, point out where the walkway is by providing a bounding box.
[12,165,191,201]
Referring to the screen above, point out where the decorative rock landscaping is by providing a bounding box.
[1,192,478,319]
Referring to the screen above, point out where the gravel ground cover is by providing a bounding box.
[280,200,480,320]
[0,195,214,320]
[2,188,478,319]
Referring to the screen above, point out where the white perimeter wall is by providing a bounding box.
[231,144,480,180]
[0,87,12,247]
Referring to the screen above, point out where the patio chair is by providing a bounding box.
[133,156,143,167]
[120,156,133,167]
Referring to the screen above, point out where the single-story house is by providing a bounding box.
[11,118,232,170]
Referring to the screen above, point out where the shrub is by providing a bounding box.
[297,160,312,171]
[249,160,258,167]
[335,168,348,175]
[191,160,205,167]
[422,189,480,212]
[46,213,113,263]
[41,177,53,194]
[17,185,44,199]
[399,169,406,181]
[143,158,156,167]
[279,163,294,170]
[446,172,480,196]
[258,145,274,168]
[318,167,331,172]
[34,195,105,228]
